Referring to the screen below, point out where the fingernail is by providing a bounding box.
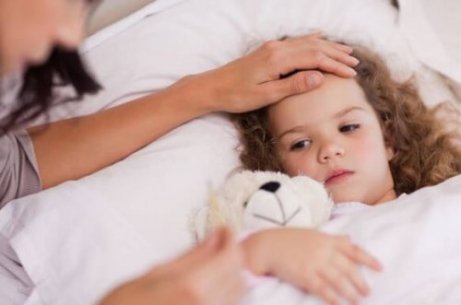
[347,67,357,76]
[360,283,370,296]
[371,257,383,271]
[341,45,354,54]
[350,57,360,66]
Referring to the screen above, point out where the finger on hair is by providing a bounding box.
[275,48,356,78]
[325,41,354,53]
[317,46,359,66]
[317,54,357,77]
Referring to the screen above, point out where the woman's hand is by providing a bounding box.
[99,227,246,305]
[242,228,382,305]
[189,33,359,114]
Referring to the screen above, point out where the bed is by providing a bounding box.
[1,0,461,304]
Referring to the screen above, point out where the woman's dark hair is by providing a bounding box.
[0,0,102,132]
[391,0,399,9]
[0,47,101,132]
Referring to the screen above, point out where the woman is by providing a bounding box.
[0,0,359,304]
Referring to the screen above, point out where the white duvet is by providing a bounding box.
[1,174,461,305]
[242,174,461,305]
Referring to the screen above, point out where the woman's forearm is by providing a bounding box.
[29,76,211,189]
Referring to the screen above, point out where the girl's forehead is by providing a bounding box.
[267,75,378,135]
[270,75,370,116]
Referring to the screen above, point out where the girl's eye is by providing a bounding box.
[290,139,311,151]
[339,124,360,133]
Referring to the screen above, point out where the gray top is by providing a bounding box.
[0,130,41,209]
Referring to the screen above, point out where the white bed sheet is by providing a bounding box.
[1,0,460,304]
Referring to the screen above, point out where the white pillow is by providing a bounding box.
[87,0,156,35]
[1,0,459,304]
[398,0,461,107]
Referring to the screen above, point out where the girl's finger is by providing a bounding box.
[342,243,382,272]
[309,274,341,305]
[319,268,361,305]
[333,255,370,296]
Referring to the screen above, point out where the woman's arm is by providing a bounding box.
[29,78,207,188]
[241,228,382,305]
[29,34,359,188]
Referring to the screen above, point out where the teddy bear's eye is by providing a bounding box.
[260,181,281,193]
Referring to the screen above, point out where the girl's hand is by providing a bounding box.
[242,228,382,305]
[99,227,246,305]
[186,33,359,114]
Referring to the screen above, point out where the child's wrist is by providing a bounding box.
[240,230,276,276]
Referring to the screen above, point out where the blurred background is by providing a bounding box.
[87,0,156,35]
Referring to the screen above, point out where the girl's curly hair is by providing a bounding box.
[233,46,461,195]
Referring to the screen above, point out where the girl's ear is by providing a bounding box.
[383,121,395,161]
[386,145,395,161]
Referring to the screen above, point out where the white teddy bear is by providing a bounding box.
[194,170,334,241]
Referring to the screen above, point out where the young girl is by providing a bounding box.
[235,46,461,203]
[236,46,461,305]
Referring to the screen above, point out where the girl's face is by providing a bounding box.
[268,74,396,205]
[0,0,89,75]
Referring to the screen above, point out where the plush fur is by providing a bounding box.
[194,170,333,241]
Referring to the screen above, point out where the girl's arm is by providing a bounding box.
[241,228,382,305]
[28,34,358,189]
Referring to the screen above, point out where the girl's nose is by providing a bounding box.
[318,142,345,163]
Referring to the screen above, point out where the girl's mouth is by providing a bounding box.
[325,170,354,185]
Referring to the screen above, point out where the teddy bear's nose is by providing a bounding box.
[260,181,281,193]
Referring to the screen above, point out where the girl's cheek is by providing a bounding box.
[353,134,379,158]
[280,154,298,175]
[284,155,317,177]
